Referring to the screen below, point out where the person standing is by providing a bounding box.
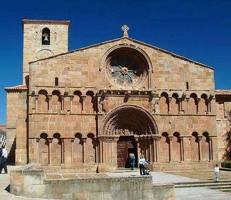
[0,146,8,174]
[0,146,2,171]
[129,153,136,170]
[139,155,145,175]
[214,164,220,182]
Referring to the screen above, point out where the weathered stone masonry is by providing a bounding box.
[5,19,231,171]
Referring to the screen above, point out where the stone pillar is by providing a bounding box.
[182,136,191,162]
[149,137,154,162]
[196,98,200,114]
[48,95,52,111]
[36,138,39,164]
[135,136,141,158]
[82,138,87,163]
[210,136,218,161]
[154,99,160,114]
[153,136,160,163]
[97,96,103,114]
[99,138,104,163]
[179,98,185,114]
[70,96,73,113]
[210,98,216,114]
[30,95,36,113]
[81,95,86,113]
[15,91,28,165]
[198,136,202,161]
[180,137,184,162]
[168,97,172,114]
[48,139,52,165]
[61,96,64,111]
[61,138,64,164]
[169,136,173,162]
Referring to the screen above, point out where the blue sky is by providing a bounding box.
[0,0,231,124]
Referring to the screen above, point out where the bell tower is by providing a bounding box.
[22,19,70,83]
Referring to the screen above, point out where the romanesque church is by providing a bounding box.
[5,19,231,171]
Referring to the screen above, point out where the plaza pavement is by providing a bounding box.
[0,166,230,200]
[107,171,231,200]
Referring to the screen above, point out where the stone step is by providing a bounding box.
[209,185,231,190]
[175,181,231,188]
[111,168,139,173]
[220,188,231,192]
[175,180,231,185]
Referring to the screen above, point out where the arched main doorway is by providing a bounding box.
[101,105,158,168]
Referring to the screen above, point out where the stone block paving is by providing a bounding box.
[0,166,231,200]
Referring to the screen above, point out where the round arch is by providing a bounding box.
[100,43,153,72]
[101,105,158,136]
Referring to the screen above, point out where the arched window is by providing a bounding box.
[55,77,59,86]
[42,27,50,45]
[186,82,189,90]
[160,92,169,114]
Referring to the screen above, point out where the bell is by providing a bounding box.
[43,33,49,41]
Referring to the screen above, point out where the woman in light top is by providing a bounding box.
[139,155,146,175]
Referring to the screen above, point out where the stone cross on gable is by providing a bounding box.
[121,25,129,37]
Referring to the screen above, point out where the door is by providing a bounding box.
[117,136,137,168]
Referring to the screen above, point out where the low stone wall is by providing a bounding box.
[10,166,175,200]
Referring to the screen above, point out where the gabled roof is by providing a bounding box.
[5,85,28,92]
[29,36,214,70]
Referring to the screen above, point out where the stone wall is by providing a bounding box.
[29,37,214,91]
[215,92,231,160]
[23,20,69,82]
[5,89,28,164]
[10,166,175,200]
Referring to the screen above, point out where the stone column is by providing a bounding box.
[70,96,73,113]
[61,96,64,111]
[154,98,160,114]
[61,138,64,164]
[48,95,52,111]
[97,96,103,114]
[210,136,218,160]
[179,98,185,114]
[168,97,172,114]
[198,136,202,161]
[153,136,160,163]
[36,138,40,164]
[82,138,87,163]
[169,136,173,162]
[210,98,216,114]
[196,98,200,114]
[180,137,184,162]
[135,136,141,158]
[81,95,86,113]
[48,138,52,165]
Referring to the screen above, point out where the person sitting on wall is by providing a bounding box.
[139,154,146,175]
[0,145,8,174]
[129,153,136,170]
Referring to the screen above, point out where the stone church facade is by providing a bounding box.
[4,19,231,171]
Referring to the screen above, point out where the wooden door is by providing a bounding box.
[117,136,137,168]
